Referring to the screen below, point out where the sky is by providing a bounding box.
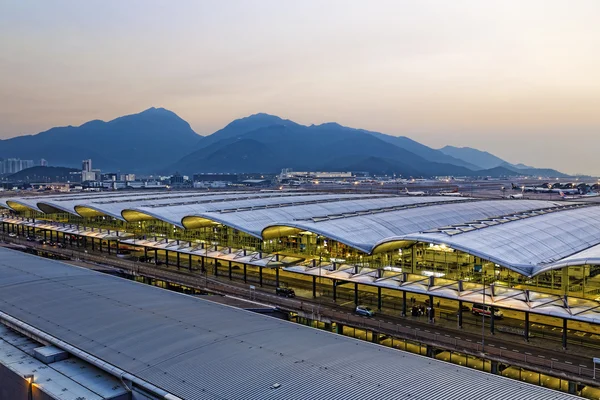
[1,0,599,174]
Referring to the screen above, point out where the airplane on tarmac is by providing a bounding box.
[506,193,524,199]
[439,188,462,197]
[403,187,426,196]
[559,190,600,200]
[511,182,551,193]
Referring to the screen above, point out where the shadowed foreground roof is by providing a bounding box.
[0,248,574,400]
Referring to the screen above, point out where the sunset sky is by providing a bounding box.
[1,1,599,174]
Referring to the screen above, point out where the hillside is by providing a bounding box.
[171,120,479,176]
[1,109,569,178]
[6,166,78,182]
[439,146,507,170]
[0,108,201,172]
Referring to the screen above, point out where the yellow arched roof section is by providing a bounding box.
[370,240,415,254]
[262,225,303,240]
[180,216,221,229]
[121,208,187,229]
[37,202,75,215]
[75,206,108,218]
[122,209,163,222]
[6,200,39,213]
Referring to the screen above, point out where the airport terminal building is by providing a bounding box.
[1,190,600,339]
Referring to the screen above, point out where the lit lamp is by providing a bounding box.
[25,374,34,400]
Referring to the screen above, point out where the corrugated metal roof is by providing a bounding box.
[0,248,576,400]
[406,205,600,276]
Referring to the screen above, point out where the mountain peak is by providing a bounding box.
[140,106,169,114]
[311,122,344,129]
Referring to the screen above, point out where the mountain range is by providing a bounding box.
[0,108,569,178]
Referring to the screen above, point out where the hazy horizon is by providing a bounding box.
[1,1,599,174]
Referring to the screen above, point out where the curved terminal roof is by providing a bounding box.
[0,248,573,400]
[132,195,459,231]
[263,200,562,254]
[403,204,600,276]
[4,190,600,276]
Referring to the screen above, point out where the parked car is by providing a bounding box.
[8,233,17,238]
[355,305,375,317]
[471,303,503,319]
[276,287,295,298]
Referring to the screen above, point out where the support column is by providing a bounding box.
[243,264,247,283]
[259,266,263,286]
[107,240,111,255]
[562,267,569,293]
[99,238,103,252]
[524,311,530,342]
[490,308,495,334]
[144,246,147,258]
[188,254,192,271]
[275,267,279,287]
[335,323,343,334]
[371,332,379,344]
[214,259,218,277]
[402,290,407,317]
[429,294,434,323]
[562,318,568,349]
[312,276,317,298]
[377,287,382,311]
[354,283,359,306]
[154,249,158,263]
[426,344,434,358]
[228,261,232,280]
[491,360,499,375]
[165,250,169,267]
[333,279,337,302]
[458,301,463,328]
[176,252,180,269]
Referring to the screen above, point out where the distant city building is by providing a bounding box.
[0,158,35,175]
[103,173,118,181]
[120,173,135,182]
[278,168,353,182]
[39,158,48,167]
[82,159,92,172]
[170,173,185,186]
[81,159,99,182]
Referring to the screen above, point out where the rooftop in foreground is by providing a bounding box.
[0,248,576,400]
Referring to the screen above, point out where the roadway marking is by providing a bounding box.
[551,358,559,361]
[512,349,519,352]
[444,334,450,337]
[538,355,545,359]
[565,361,573,364]
[525,352,532,355]
[466,339,472,342]
[579,365,588,368]
[455,337,461,340]
[500,346,507,350]
[424,330,430,333]
[488,344,495,347]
